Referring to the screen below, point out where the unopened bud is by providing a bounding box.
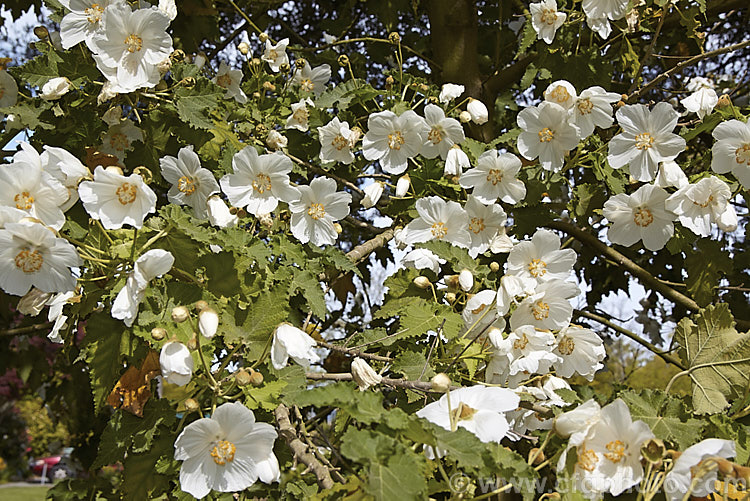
[445,274,460,290]
[258,212,273,228]
[459,110,472,123]
[258,33,269,43]
[717,94,732,108]
[334,222,343,234]
[489,262,500,272]
[351,357,382,391]
[157,58,172,75]
[615,100,626,108]
[445,292,457,304]
[249,369,264,386]
[187,335,198,351]
[198,308,219,339]
[388,32,401,44]
[251,57,262,68]
[104,166,124,176]
[294,58,307,69]
[235,368,252,386]
[194,300,209,312]
[34,26,49,40]
[133,166,152,184]
[337,54,349,67]
[427,96,438,104]
[262,81,276,92]
[184,398,200,413]
[458,269,473,292]
[238,42,250,55]
[395,173,410,197]
[385,76,394,91]
[279,62,290,73]
[413,276,431,289]
[171,306,190,323]
[431,373,451,392]
[236,208,247,219]
[528,448,546,465]
[151,327,167,340]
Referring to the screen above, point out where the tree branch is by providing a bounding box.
[316,341,393,362]
[344,228,394,264]
[0,322,53,337]
[274,403,334,489]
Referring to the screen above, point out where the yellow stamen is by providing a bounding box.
[430,221,448,239]
[124,34,143,53]
[532,301,550,320]
[604,440,626,463]
[633,207,654,227]
[468,217,485,234]
[116,183,137,205]
[177,176,196,195]
[210,440,236,466]
[15,249,43,273]
[307,203,326,220]
[634,132,654,150]
[14,191,34,210]
[388,131,405,150]
[252,173,272,194]
[527,258,547,278]
[538,127,554,143]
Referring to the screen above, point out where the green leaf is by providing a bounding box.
[174,78,223,130]
[376,297,463,342]
[685,239,731,307]
[674,304,750,414]
[391,350,435,381]
[223,285,291,360]
[619,389,704,449]
[367,453,427,501]
[288,268,327,319]
[84,313,129,413]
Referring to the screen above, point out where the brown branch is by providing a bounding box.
[0,322,53,337]
[344,228,394,264]
[274,404,334,489]
[287,153,364,197]
[305,372,450,392]
[316,341,393,362]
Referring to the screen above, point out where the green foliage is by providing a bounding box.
[619,389,704,449]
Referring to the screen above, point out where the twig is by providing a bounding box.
[344,228,395,264]
[419,323,443,381]
[627,4,669,95]
[305,372,454,392]
[274,404,334,489]
[0,322,53,336]
[287,153,364,197]
[317,340,393,362]
[206,20,249,60]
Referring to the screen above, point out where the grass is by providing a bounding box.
[0,486,50,501]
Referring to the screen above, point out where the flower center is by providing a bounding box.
[216,74,232,88]
[538,127,555,143]
[532,301,550,321]
[84,3,103,24]
[450,402,478,422]
[557,335,575,355]
[735,144,750,165]
[331,135,348,151]
[486,168,503,185]
[109,132,129,152]
[300,79,314,92]
[307,203,326,220]
[292,107,309,124]
[124,34,143,53]
[548,85,570,104]
[14,249,44,273]
[540,8,558,25]
[388,131,405,150]
[268,49,278,61]
[513,332,529,350]
[470,303,486,315]
[427,127,443,145]
[634,132,654,150]
[252,173,272,194]
[577,447,598,472]
[693,195,714,209]
[527,258,547,278]
[633,207,654,227]
[116,182,137,205]
[14,191,34,210]
[210,440,236,466]
[177,176,196,195]
[604,440,626,463]
[576,98,594,115]
[468,217,485,234]
[430,221,448,239]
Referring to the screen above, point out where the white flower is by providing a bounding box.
[220,147,299,217]
[40,77,72,100]
[665,176,737,236]
[444,145,470,176]
[351,357,382,391]
[489,229,515,254]
[497,325,561,376]
[506,229,577,283]
[160,341,194,386]
[416,386,520,443]
[0,69,18,121]
[569,86,621,139]
[421,104,465,160]
[466,98,489,125]
[664,439,735,501]
[111,249,174,326]
[0,221,81,296]
[206,195,238,228]
[158,0,177,21]
[554,398,601,441]
[462,290,505,334]
[198,308,219,339]
[654,160,688,189]
[361,181,384,209]
[261,38,289,72]
[401,196,471,249]
[161,146,220,219]
[602,184,675,251]
[711,119,750,189]
[271,323,319,369]
[439,83,464,104]
[41,145,89,212]
[46,291,75,343]
[395,173,411,197]
[582,0,629,39]
[265,130,288,151]
[0,143,68,230]
[79,167,157,229]
[17,287,53,317]
[681,79,718,120]
[363,110,427,175]
[100,119,143,161]
[59,0,118,50]
[510,279,579,331]
[464,196,507,258]
[508,376,570,434]
[459,150,526,204]
[292,61,331,97]
[212,61,247,104]
[97,80,118,104]
[608,103,686,182]
[289,177,351,246]
[517,102,579,172]
[496,275,538,316]
[174,402,279,499]
[401,248,445,274]
[286,98,314,132]
[544,80,577,110]
[530,0,567,44]
[89,2,173,93]
[318,117,357,165]
[553,325,606,380]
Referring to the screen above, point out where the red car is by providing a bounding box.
[29,447,75,482]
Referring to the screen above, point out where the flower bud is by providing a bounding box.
[266,129,287,150]
[337,54,349,67]
[238,41,250,55]
[104,165,123,176]
[385,76,394,91]
[184,398,200,413]
[467,98,488,125]
[150,327,167,340]
[262,81,276,92]
[458,269,473,292]
[445,292,457,304]
[294,57,307,69]
[41,77,72,101]
[206,195,239,228]
[431,373,451,392]
[250,57,262,68]
[279,62,290,73]
[194,300,209,312]
[198,308,219,339]
[160,341,193,386]
[489,262,500,272]
[258,212,274,228]
[34,26,49,40]
[235,368,252,386]
[249,369,264,386]
[349,127,363,147]
[413,276,431,289]
[362,181,384,209]
[171,306,190,323]
[133,166,152,184]
[444,144,469,176]
[334,222,343,234]
[258,32,269,43]
[459,110,471,123]
[157,57,172,75]
[528,448,546,465]
[395,173,410,197]
[445,274,460,290]
[388,32,401,44]
[187,335,198,351]
[717,94,732,108]
[351,357,382,391]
